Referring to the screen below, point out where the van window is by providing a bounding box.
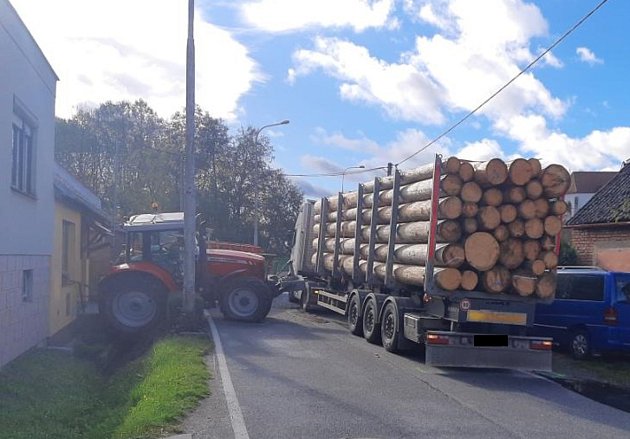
[557,274,604,301]
[616,276,630,302]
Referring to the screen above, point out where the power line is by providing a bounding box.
[396,0,610,167]
[285,166,387,178]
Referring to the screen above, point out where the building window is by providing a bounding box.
[22,269,33,302]
[62,220,76,285]
[11,114,36,195]
[574,196,579,214]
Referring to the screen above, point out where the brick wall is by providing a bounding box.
[0,255,50,367]
[569,226,630,267]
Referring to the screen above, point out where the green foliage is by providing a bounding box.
[55,100,303,255]
[0,336,210,439]
[559,239,578,265]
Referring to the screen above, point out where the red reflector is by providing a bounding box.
[530,340,553,351]
[426,334,449,345]
[604,307,618,325]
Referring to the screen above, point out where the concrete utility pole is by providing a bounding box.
[183,0,196,313]
[253,119,289,246]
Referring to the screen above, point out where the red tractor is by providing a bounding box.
[98,212,278,333]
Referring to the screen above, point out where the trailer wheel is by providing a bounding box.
[347,294,363,336]
[381,302,400,353]
[362,298,381,344]
[300,286,311,312]
[221,278,271,322]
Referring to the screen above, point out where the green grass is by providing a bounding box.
[551,352,630,388]
[0,335,211,439]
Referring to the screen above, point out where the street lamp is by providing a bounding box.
[253,119,290,246]
[341,165,365,192]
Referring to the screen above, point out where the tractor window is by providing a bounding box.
[127,232,145,262]
[149,230,185,278]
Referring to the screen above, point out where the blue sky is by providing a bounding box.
[11,0,630,198]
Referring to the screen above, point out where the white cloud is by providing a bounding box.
[292,37,445,124]
[576,47,603,65]
[456,139,505,162]
[11,0,262,119]
[311,127,381,154]
[240,0,396,33]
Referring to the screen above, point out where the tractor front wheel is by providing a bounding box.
[100,279,166,334]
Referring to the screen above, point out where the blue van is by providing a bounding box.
[533,267,630,359]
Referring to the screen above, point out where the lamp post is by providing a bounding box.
[253,119,289,246]
[341,165,365,192]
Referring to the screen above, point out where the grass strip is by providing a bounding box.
[0,335,211,439]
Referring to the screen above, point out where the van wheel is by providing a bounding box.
[569,330,590,360]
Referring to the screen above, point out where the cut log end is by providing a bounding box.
[462,202,479,218]
[435,268,462,291]
[493,224,510,242]
[441,174,463,196]
[458,161,475,182]
[512,271,537,297]
[499,238,525,270]
[536,272,557,299]
[509,158,534,186]
[464,232,500,271]
[542,164,571,197]
[478,206,501,231]
[460,270,479,291]
[544,216,563,237]
[499,204,518,224]
[526,179,544,199]
[461,181,483,203]
[482,266,511,294]
[445,156,461,174]
[482,188,503,207]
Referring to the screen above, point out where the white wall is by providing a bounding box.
[567,192,595,219]
[0,0,57,255]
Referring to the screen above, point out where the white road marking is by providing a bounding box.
[207,314,250,439]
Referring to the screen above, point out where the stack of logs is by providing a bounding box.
[312,157,570,299]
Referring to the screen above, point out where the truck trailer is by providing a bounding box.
[279,155,571,370]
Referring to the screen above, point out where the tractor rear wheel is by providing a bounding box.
[221,278,272,322]
[100,277,166,334]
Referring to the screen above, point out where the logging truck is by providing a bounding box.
[278,155,571,370]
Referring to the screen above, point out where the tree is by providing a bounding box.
[559,239,578,266]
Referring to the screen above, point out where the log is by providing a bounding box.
[541,164,571,197]
[524,260,546,276]
[362,243,465,267]
[460,270,479,291]
[445,156,461,174]
[360,220,462,244]
[348,197,463,224]
[511,270,537,296]
[473,159,509,186]
[499,204,517,223]
[536,272,557,299]
[499,238,525,269]
[524,218,544,239]
[458,161,475,182]
[464,232,500,271]
[541,235,556,251]
[371,263,461,291]
[550,200,568,216]
[526,179,543,199]
[482,188,503,207]
[504,186,527,204]
[493,224,510,242]
[518,199,537,219]
[508,219,525,238]
[542,251,559,269]
[534,198,550,219]
[441,174,463,196]
[461,181,483,203]
[433,268,462,291]
[363,163,435,193]
[508,158,533,186]
[544,216,563,236]
[463,217,478,234]
[529,158,542,177]
[478,206,501,231]
[314,221,356,238]
[462,202,479,218]
[482,265,511,293]
[523,240,542,261]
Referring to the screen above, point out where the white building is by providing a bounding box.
[0,0,58,367]
[565,171,617,220]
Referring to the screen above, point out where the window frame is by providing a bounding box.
[11,98,38,197]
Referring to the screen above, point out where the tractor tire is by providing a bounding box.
[100,276,166,334]
[221,278,272,322]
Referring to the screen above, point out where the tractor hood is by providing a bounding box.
[206,248,265,265]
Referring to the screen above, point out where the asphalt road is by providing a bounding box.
[182,294,630,439]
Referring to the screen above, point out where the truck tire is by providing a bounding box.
[347,294,363,336]
[569,330,591,360]
[381,302,400,353]
[362,298,381,344]
[300,286,311,312]
[221,278,272,322]
[100,277,166,334]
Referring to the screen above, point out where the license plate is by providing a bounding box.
[474,334,508,347]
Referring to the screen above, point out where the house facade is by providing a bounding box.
[565,171,617,219]
[566,162,630,271]
[51,163,110,335]
[0,0,58,366]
